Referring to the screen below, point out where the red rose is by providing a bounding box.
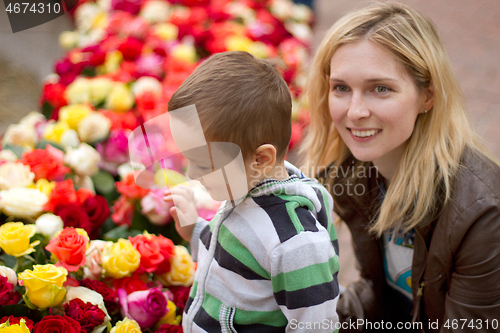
[113,273,148,295]
[111,195,134,226]
[80,279,119,314]
[168,286,190,314]
[101,110,138,131]
[0,316,34,330]
[64,298,106,332]
[155,324,184,333]
[39,82,67,110]
[83,195,110,239]
[129,233,164,274]
[0,276,21,306]
[21,146,70,181]
[33,315,84,333]
[118,37,144,61]
[55,204,92,235]
[116,173,150,199]
[155,235,175,274]
[46,228,88,272]
[44,179,78,212]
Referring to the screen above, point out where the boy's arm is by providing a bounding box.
[270,230,340,333]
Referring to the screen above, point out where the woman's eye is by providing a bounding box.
[334,85,348,92]
[374,86,389,93]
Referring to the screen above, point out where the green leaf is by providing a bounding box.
[92,170,117,195]
[36,140,65,152]
[103,225,130,241]
[0,253,16,268]
[41,101,54,120]
[81,66,97,77]
[1,144,25,159]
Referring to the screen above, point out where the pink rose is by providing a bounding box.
[84,240,108,280]
[97,130,130,175]
[141,190,172,225]
[135,54,164,80]
[118,287,168,329]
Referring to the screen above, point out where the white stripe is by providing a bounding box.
[283,298,339,333]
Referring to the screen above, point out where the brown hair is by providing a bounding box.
[168,51,292,161]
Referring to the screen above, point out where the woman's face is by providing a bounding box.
[328,40,432,180]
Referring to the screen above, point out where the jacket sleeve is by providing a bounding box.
[270,230,340,333]
[441,198,500,332]
[189,218,209,262]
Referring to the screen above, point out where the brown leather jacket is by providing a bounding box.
[318,148,500,332]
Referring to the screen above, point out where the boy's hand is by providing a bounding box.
[163,185,198,242]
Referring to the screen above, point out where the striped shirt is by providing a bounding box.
[183,162,340,333]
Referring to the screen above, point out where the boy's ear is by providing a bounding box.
[255,144,277,173]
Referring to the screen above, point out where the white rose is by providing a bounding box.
[0,150,18,162]
[0,266,17,285]
[65,286,111,333]
[90,77,114,105]
[132,76,163,98]
[60,129,80,148]
[0,162,35,190]
[140,0,170,23]
[35,213,64,239]
[2,124,37,148]
[65,143,101,176]
[270,0,293,21]
[65,77,92,104]
[292,3,313,23]
[75,3,102,33]
[0,187,48,219]
[77,112,111,143]
[117,163,136,179]
[19,111,46,128]
[284,22,312,43]
[59,31,80,50]
[73,175,96,193]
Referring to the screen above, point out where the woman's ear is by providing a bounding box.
[423,81,435,113]
[255,144,277,174]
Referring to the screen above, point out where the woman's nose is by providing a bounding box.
[347,92,370,121]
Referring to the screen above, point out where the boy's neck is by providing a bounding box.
[262,161,289,181]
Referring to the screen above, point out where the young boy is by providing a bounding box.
[164,51,340,333]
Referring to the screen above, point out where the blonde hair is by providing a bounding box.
[301,2,489,235]
[168,51,292,161]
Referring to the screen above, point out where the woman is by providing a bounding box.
[302,2,500,332]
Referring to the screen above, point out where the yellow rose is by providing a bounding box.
[29,178,56,197]
[105,83,134,113]
[157,246,194,286]
[171,44,198,64]
[155,300,182,329]
[225,35,253,53]
[17,264,67,310]
[65,77,92,104]
[59,104,93,130]
[43,121,70,143]
[0,162,35,191]
[0,318,30,333]
[152,23,178,41]
[77,113,111,143]
[0,222,39,257]
[98,50,123,74]
[110,318,141,333]
[101,239,141,278]
[90,77,114,105]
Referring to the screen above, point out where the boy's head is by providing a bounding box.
[167,51,292,162]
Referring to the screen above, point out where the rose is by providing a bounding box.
[156,246,194,287]
[101,239,141,278]
[65,143,101,177]
[154,300,181,327]
[65,77,91,105]
[80,278,119,314]
[0,275,21,306]
[135,54,164,80]
[0,222,39,257]
[29,178,56,197]
[0,318,30,332]
[105,82,134,112]
[96,130,130,174]
[131,76,162,97]
[156,235,175,274]
[0,317,33,331]
[111,196,134,226]
[59,104,93,130]
[39,82,67,114]
[61,129,81,148]
[168,286,190,314]
[35,213,64,239]
[83,240,108,280]
[118,287,168,329]
[141,190,173,226]
[0,162,35,191]
[0,150,17,163]
[64,286,111,333]
[77,113,111,143]
[0,187,48,219]
[1,124,37,149]
[116,173,150,199]
[43,121,70,143]
[113,273,148,295]
[110,318,141,333]
[21,145,70,181]
[82,195,110,239]
[0,266,17,285]
[89,77,115,105]
[129,232,164,273]
[32,315,83,333]
[45,228,89,272]
[155,324,183,333]
[54,203,92,235]
[64,298,107,333]
[139,1,169,23]
[17,264,68,309]
[43,179,78,212]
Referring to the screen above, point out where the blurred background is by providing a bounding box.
[1,0,499,287]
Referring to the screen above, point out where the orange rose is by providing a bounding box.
[116,174,150,200]
[129,232,164,274]
[45,228,89,272]
[21,145,70,181]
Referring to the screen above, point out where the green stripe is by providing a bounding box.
[202,292,287,326]
[208,212,220,233]
[189,280,198,298]
[272,255,340,293]
[285,201,304,234]
[277,194,315,212]
[218,224,270,279]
